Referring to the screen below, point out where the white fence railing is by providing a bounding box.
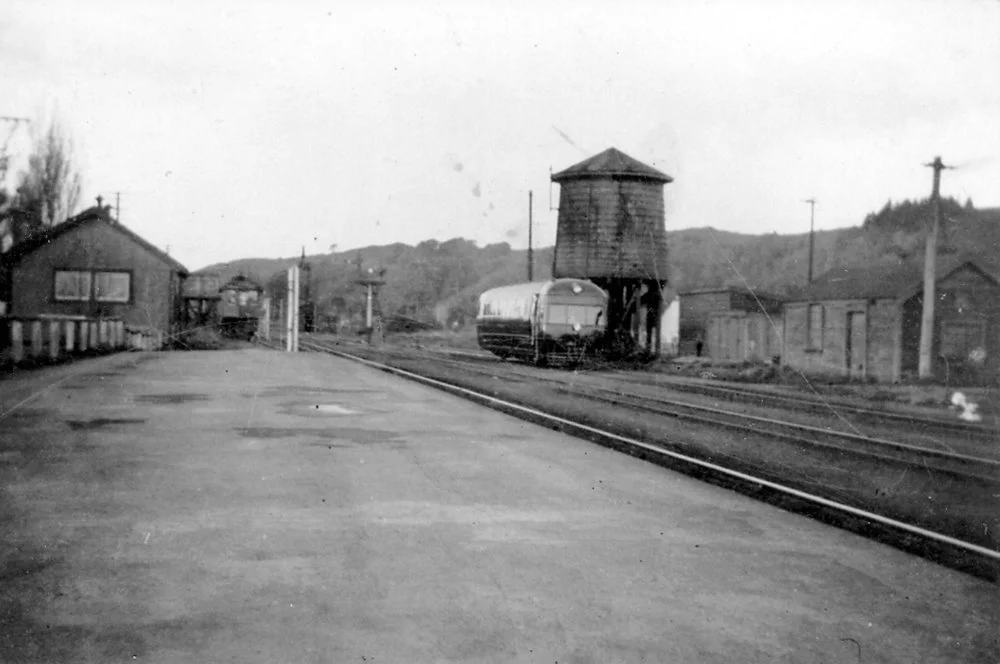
[1,316,164,366]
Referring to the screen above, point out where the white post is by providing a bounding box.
[49,321,60,360]
[286,266,300,352]
[30,321,43,358]
[259,297,271,341]
[293,267,300,351]
[65,320,75,352]
[11,320,23,362]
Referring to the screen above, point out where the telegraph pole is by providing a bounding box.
[528,190,534,281]
[918,156,949,380]
[805,198,817,284]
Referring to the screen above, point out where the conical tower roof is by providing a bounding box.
[551,147,672,183]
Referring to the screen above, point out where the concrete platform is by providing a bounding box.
[1,348,996,663]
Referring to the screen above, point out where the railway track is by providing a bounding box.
[407,344,998,443]
[332,341,1000,481]
[288,337,1000,581]
[602,372,999,441]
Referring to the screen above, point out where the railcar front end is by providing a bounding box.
[476,279,608,365]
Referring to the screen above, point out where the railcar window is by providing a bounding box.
[547,305,604,326]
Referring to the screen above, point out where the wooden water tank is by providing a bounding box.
[551,147,672,281]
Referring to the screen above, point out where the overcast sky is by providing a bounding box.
[4,0,999,271]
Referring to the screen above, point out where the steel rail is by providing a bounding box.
[609,374,998,438]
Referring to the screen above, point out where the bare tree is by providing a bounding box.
[13,112,82,231]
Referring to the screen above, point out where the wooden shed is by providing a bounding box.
[1,204,188,336]
[679,286,783,357]
[782,254,1000,384]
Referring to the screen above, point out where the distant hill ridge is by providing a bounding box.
[199,199,999,326]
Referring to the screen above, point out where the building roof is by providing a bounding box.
[2,205,188,274]
[551,147,673,184]
[678,285,784,301]
[785,252,998,303]
[220,275,263,292]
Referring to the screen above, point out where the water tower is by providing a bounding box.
[550,147,672,356]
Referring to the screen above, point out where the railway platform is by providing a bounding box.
[1,348,996,663]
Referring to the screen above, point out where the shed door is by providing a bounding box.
[847,312,866,379]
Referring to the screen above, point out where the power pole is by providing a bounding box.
[918,156,949,380]
[805,198,817,284]
[528,190,534,281]
[115,192,121,222]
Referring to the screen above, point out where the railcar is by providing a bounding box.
[476,278,608,366]
[217,275,264,340]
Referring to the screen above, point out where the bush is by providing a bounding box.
[170,327,229,351]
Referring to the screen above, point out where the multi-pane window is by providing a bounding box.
[940,321,985,361]
[807,304,824,349]
[53,270,130,303]
[54,270,93,301]
[94,271,131,302]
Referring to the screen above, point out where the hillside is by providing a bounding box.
[199,199,1000,328]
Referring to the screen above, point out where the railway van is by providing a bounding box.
[476,278,608,365]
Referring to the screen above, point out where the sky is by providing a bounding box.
[3,0,999,271]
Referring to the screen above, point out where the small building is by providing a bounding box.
[1,204,188,335]
[181,273,223,327]
[782,254,1000,384]
[678,286,784,357]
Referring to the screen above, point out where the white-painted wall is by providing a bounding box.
[660,298,680,355]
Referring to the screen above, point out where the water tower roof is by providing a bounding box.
[551,147,672,183]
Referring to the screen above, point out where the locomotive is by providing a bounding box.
[476,278,608,365]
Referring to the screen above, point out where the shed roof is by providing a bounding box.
[679,285,784,301]
[2,205,188,274]
[551,147,673,184]
[220,275,263,292]
[785,252,998,303]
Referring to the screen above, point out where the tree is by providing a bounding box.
[12,113,83,234]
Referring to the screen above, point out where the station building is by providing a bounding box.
[1,203,188,337]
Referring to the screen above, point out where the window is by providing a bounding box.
[94,271,131,302]
[547,305,604,326]
[807,304,824,349]
[54,270,92,301]
[940,321,985,361]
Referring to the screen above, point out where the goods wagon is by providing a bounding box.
[477,278,608,365]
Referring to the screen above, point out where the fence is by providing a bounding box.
[1,316,164,367]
